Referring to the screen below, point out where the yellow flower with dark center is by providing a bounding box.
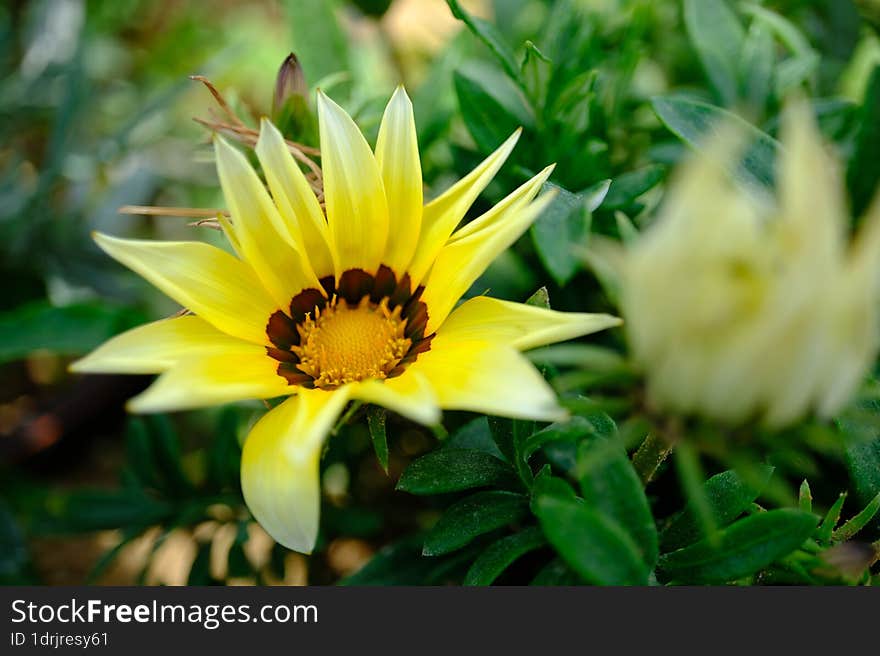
[72,87,621,553]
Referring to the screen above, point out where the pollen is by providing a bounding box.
[292,296,411,389]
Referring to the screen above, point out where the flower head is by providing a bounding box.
[622,102,880,428]
[72,87,620,553]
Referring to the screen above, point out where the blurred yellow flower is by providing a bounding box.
[622,102,880,428]
[72,87,620,553]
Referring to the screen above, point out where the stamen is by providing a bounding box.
[291,295,411,389]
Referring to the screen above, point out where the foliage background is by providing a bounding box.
[1,0,879,585]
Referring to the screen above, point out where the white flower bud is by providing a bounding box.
[622,102,880,427]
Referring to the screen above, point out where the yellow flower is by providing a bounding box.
[622,102,880,428]
[72,87,621,553]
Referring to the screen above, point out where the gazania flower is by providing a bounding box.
[72,87,621,553]
[621,102,880,428]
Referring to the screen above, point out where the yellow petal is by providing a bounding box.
[126,351,292,413]
[215,136,323,306]
[779,101,846,264]
[406,336,566,421]
[317,91,389,275]
[438,296,622,351]
[420,168,556,332]
[94,233,278,345]
[375,86,423,273]
[407,128,521,286]
[241,386,351,553]
[70,315,254,374]
[255,119,336,279]
[352,370,440,425]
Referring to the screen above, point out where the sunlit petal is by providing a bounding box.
[317,91,389,275]
[375,86,423,273]
[255,119,336,279]
[241,387,351,553]
[70,315,255,374]
[94,233,278,345]
[215,136,323,306]
[407,129,521,286]
[438,295,622,351]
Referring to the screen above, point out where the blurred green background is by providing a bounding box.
[2,0,878,585]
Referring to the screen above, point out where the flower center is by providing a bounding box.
[291,296,411,389]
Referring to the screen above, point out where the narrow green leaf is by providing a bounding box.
[833,492,880,543]
[847,67,880,217]
[840,401,880,535]
[652,96,781,189]
[443,417,506,459]
[601,165,664,211]
[683,0,745,105]
[454,64,533,154]
[658,509,818,584]
[423,491,529,556]
[187,541,216,585]
[660,464,775,551]
[367,407,389,474]
[463,527,546,586]
[207,408,242,490]
[525,286,551,309]
[817,493,847,544]
[397,449,518,495]
[144,415,193,498]
[576,432,659,568]
[522,416,593,460]
[530,558,581,586]
[534,493,650,585]
[670,442,718,547]
[530,182,592,286]
[446,0,522,84]
[739,23,774,111]
[798,480,813,514]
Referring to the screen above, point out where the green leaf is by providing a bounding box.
[840,403,880,535]
[576,431,658,568]
[443,417,506,459]
[817,493,847,544]
[534,493,650,585]
[652,96,781,189]
[454,63,534,154]
[397,449,518,495]
[660,465,775,552]
[683,0,745,105]
[530,182,593,286]
[530,558,580,586]
[446,0,522,85]
[833,492,880,543]
[284,0,349,92]
[142,415,193,498]
[798,480,812,514]
[367,407,389,474]
[658,509,818,584]
[422,491,529,556]
[522,415,594,460]
[739,23,774,111]
[187,541,216,585]
[0,301,140,363]
[41,490,172,533]
[847,67,880,217]
[463,527,546,586]
[601,165,665,211]
[207,408,242,490]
